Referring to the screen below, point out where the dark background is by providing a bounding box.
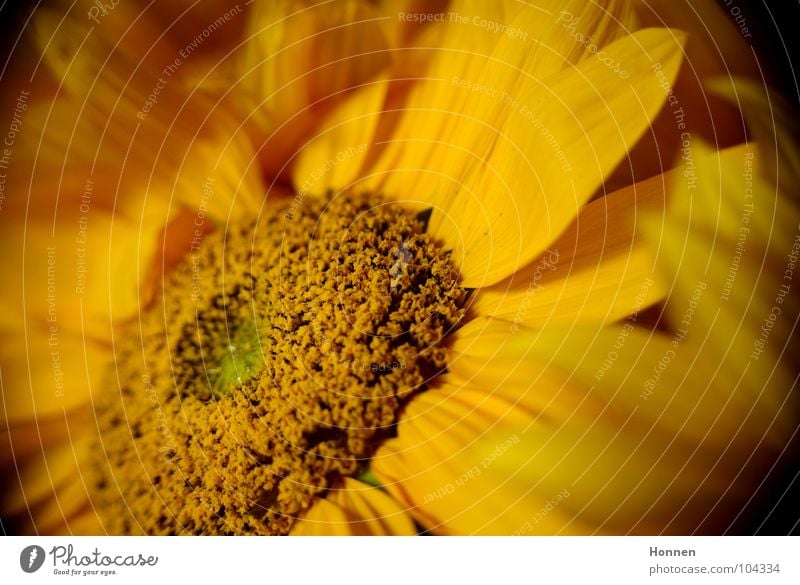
[712,0,800,536]
[723,0,800,107]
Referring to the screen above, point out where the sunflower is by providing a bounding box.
[1,1,797,536]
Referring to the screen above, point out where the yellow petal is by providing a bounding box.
[30,473,93,534]
[358,0,520,200]
[373,0,450,48]
[0,211,158,338]
[606,0,756,189]
[291,478,417,535]
[1,121,243,335]
[372,382,595,534]
[33,9,181,147]
[643,142,798,439]
[1,432,99,535]
[47,0,241,82]
[709,78,800,191]
[435,28,685,286]
[2,437,93,516]
[0,327,103,426]
[473,172,669,326]
[32,9,264,224]
[8,102,174,230]
[14,102,119,177]
[144,1,246,67]
[479,413,748,534]
[449,317,788,451]
[289,5,456,199]
[235,0,392,177]
[409,317,787,533]
[0,404,92,473]
[636,0,758,83]
[292,78,390,197]
[362,1,632,208]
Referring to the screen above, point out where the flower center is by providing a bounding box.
[89,191,466,535]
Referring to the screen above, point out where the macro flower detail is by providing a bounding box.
[91,192,465,535]
[1,0,798,538]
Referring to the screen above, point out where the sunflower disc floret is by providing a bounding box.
[90,191,466,535]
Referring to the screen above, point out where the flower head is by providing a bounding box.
[1,0,797,535]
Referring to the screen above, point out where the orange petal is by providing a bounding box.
[0,327,103,427]
[291,478,417,535]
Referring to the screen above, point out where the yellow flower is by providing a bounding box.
[1,1,796,536]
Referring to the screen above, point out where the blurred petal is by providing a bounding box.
[235,0,392,177]
[605,0,756,189]
[0,327,102,426]
[1,434,98,535]
[385,317,789,534]
[643,141,799,437]
[32,8,264,223]
[709,78,800,190]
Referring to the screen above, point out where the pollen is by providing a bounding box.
[89,191,466,535]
